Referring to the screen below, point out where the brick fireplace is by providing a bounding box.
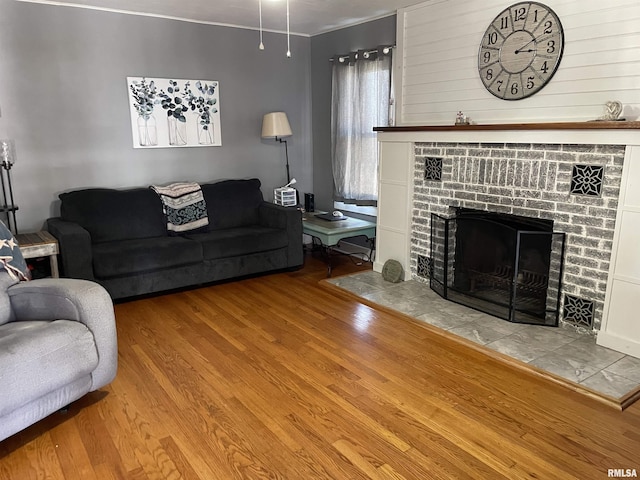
[374,122,640,356]
[410,141,625,331]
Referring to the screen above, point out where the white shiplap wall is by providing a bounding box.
[396,0,640,125]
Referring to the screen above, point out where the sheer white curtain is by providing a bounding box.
[331,49,391,206]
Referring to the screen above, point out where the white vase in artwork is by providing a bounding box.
[197,122,214,145]
[137,114,158,147]
[168,116,187,146]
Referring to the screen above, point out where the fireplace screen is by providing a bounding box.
[430,209,566,326]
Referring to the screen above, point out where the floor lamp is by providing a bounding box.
[261,112,293,183]
[0,140,18,234]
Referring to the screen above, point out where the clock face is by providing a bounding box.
[478,2,564,100]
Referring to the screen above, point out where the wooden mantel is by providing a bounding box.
[374,121,640,132]
[374,121,640,146]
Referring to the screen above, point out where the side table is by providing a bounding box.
[302,212,376,276]
[16,231,60,278]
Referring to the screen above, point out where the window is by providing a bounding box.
[331,48,392,206]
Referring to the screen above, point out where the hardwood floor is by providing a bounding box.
[2,253,640,479]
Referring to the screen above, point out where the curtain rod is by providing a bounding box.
[329,45,395,62]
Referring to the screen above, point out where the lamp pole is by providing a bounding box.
[277,137,290,183]
[0,140,17,234]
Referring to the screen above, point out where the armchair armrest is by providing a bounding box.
[259,202,303,267]
[8,278,117,390]
[46,217,95,280]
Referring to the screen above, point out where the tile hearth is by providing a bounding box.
[327,270,640,402]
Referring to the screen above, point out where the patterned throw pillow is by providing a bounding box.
[0,220,31,283]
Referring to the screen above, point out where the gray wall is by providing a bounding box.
[0,0,311,231]
[310,16,396,213]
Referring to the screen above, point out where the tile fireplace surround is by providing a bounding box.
[374,122,640,361]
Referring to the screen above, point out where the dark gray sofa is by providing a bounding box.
[46,179,303,300]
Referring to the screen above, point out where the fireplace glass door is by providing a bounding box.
[430,209,566,326]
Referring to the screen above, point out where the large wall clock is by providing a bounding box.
[478,2,564,100]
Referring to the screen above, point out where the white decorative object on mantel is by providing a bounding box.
[598,100,624,121]
[455,111,470,125]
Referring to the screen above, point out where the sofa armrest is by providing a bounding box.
[259,202,303,267]
[46,217,95,280]
[8,278,117,390]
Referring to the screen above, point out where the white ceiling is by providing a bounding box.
[19,0,420,36]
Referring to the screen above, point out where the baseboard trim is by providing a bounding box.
[597,331,640,359]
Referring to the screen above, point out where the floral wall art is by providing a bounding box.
[127,77,222,148]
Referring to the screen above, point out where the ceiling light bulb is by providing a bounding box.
[258,0,265,51]
[286,0,291,58]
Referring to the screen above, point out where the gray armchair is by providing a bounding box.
[0,272,117,441]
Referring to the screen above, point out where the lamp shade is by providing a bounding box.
[261,112,292,138]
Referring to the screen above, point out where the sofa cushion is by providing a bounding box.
[186,226,288,260]
[60,188,167,243]
[92,236,203,278]
[0,319,98,417]
[200,179,264,230]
